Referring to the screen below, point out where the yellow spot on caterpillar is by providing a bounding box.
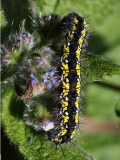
[70,25,76,31]
[83,20,88,28]
[62,115,69,123]
[81,30,86,37]
[63,53,69,59]
[61,62,69,70]
[75,99,79,108]
[63,45,70,52]
[76,63,80,70]
[53,137,62,142]
[62,106,67,112]
[76,81,80,89]
[62,70,69,78]
[61,99,68,107]
[76,70,80,77]
[70,128,77,139]
[51,139,54,142]
[62,81,70,90]
[67,33,74,41]
[75,113,79,123]
[78,38,83,46]
[76,88,80,95]
[73,18,79,24]
[62,102,68,108]
[61,127,67,136]
[76,49,81,59]
[62,89,69,97]
[63,45,70,58]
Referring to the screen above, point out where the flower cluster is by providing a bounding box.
[1,17,60,134]
[1,32,33,68]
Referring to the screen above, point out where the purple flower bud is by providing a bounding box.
[45,72,49,76]
[38,60,45,67]
[19,34,23,41]
[52,78,56,84]
[30,73,35,80]
[50,70,55,76]
[2,54,12,65]
[30,73,39,88]
[2,59,12,64]
[25,37,30,44]
[19,33,31,44]
[43,79,47,84]
[47,83,52,89]
[29,67,35,73]
[31,80,38,88]
[45,52,51,57]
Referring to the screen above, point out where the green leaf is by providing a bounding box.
[0,10,7,28]
[82,54,120,84]
[2,87,95,160]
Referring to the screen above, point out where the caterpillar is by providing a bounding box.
[47,13,88,145]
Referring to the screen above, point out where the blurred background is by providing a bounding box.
[1,0,120,160]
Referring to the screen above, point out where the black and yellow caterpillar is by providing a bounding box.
[48,12,88,145]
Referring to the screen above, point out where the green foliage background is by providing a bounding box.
[1,0,120,160]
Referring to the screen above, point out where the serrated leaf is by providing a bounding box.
[2,87,95,160]
[82,54,120,84]
[0,10,7,28]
